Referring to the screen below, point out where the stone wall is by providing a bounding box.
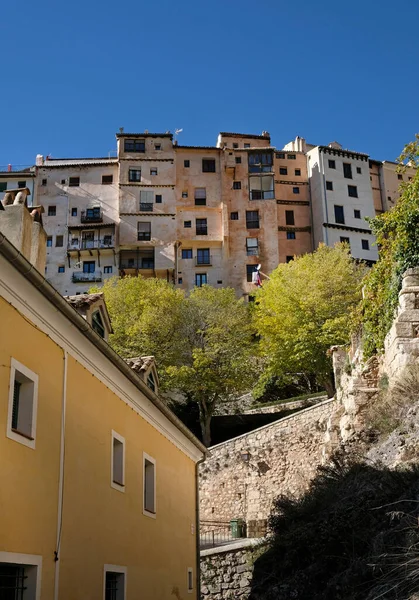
[244,394,327,415]
[199,398,336,525]
[200,539,266,600]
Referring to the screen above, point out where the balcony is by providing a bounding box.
[80,209,103,223]
[195,255,212,266]
[139,203,153,212]
[68,237,114,251]
[120,259,155,270]
[72,270,102,283]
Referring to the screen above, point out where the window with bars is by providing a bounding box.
[105,570,125,600]
[0,565,27,599]
[138,222,151,241]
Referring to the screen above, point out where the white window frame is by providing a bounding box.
[7,358,38,450]
[111,430,125,493]
[0,551,42,600]
[103,564,127,600]
[143,452,156,518]
[187,567,194,594]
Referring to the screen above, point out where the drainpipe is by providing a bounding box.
[54,350,68,600]
[195,456,206,599]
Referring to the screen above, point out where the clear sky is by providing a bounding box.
[2,0,418,167]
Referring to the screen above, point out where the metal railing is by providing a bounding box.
[72,270,102,282]
[119,260,155,270]
[139,203,153,212]
[68,238,114,250]
[200,520,246,549]
[246,247,259,256]
[195,255,212,266]
[80,210,103,223]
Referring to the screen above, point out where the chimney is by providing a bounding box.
[262,131,270,138]
[35,154,44,166]
[7,164,12,172]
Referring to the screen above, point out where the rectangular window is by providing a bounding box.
[292,187,300,194]
[295,168,301,176]
[246,210,259,229]
[184,160,190,168]
[233,143,239,148]
[102,174,113,185]
[138,222,151,241]
[197,248,211,265]
[182,190,188,198]
[150,168,158,176]
[326,181,333,191]
[235,157,242,164]
[154,143,161,150]
[71,207,77,216]
[128,169,141,182]
[111,431,125,491]
[202,159,216,173]
[7,358,38,449]
[41,179,47,186]
[143,453,156,516]
[276,152,285,159]
[184,221,191,228]
[104,567,126,600]
[18,180,26,188]
[287,154,296,160]
[279,167,288,175]
[285,210,295,225]
[246,237,258,256]
[248,152,273,173]
[48,205,56,216]
[354,209,361,219]
[246,264,256,282]
[334,205,345,224]
[182,249,193,259]
[187,568,194,593]
[249,175,274,200]
[356,167,362,174]
[69,177,80,187]
[104,266,113,274]
[195,273,207,287]
[196,218,208,235]
[348,185,358,198]
[55,235,64,247]
[230,212,239,220]
[0,182,7,192]
[83,261,95,273]
[124,138,145,152]
[194,188,207,206]
[233,181,241,190]
[362,239,370,250]
[103,234,112,246]
[328,159,336,169]
[140,190,154,211]
[0,556,42,599]
[287,231,296,239]
[244,143,251,148]
[343,163,352,179]
[46,236,52,247]
[340,237,350,245]
[155,194,162,204]
[58,265,65,273]
[397,174,403,180]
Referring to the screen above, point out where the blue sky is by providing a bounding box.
[1,0,418,167]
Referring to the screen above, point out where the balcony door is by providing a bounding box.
[83,261,95,273]
[82,231,95,249]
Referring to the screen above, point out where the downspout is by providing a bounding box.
[54,350,68,600]
[195,456,206,599]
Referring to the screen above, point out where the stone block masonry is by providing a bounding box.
[199,398,336,525]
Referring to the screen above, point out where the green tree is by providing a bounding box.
[166,286,256,446]
[254,244,365,397]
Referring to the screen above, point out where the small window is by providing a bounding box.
[279,167,288,175]
[196,218,208,235]
[246,264,256,282]
[144,453,156,516]
[18,180,26,188]
[286,256,293,263]
[340,237,350,245]
[343,163,352,179]
[46,236,52,247]
[397,174,403,180]
[182,249,193,259]
[334,205,345,224]
[111,431,125,491]
[103,234,112,246]
[328,159,336,169]
[195,273,207,287]
[8,358,38,449]
[61,179,66,185]
[356,167,362,174]
[155,143,162,150]
[48,205,56,216]
[244,143,251,149]
[295,168,301,176]
[0,182,7,192]
[285,210,295,225]
[287,231,296,239]
[178,277,183,284]
[230,212,239,220]
[71,208,77,216]
[195,188,207,206]
[102,174,113,185]
[182,191,188,198]
[354,209,361,219]
[41,178,47,186]
[155,194,162,203]
[104,266,113,274]
[124,138,145,152]
[287,154,296,160]
[202,159,216,173]
[104,568,126,600]
[292,187,300,194]
[138,222,151,241]
[348,185,358,198]
[184,160,190,168]
[58,265,65,273]
[92,310,105,338]
[233,181,241,189]
[129,169,141,182]
[56,235,64,247]
[276,152,285,159]
[362,239,370,250]
[246,210,259,229]
[326,181,333,191]
[233,143,239,149]
[150,168,158,176]
[184,221,191,228]
[187,568,194,593]
[235,157,242,164]
[69,177,80,187]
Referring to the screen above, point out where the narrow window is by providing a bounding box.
[155,194,162,203]
[348,185,358,198]
[41,179,47,186]
[202,159,216,173]
[8,358,38,449]
[285,210,295,225]
[182,191,188,198]
[362,239,370,250]
[178,277,183,284]
[235,156,242,164]
[233,181,241,189]
[187,568,194,593]
[334,205,345,224]
[343,163,352,179]
[292,187,300,194]
[196,218,208,235]
[147,372,156,392]
[69,177,80,187]
[184,160,190,168]
[287,231,296,239]
[295,168,301,176]
[18,180,26,188]
[328,159,336,169]
[61,179,65,184]
[182,249,193,259]
[356,167,362,174]
[111,431,125,491]
[46,236,52,247]
[230,212,239,220]
[246,210,259,229]
[195,273,207,287]
[71,207,77,216]
[184,221,191,228]
[104,266,113,274]
[55,235,64,247]
[150,168,158,176]
[104,568,126,600]
[103,234,112,246]
[143,454,156,515]
[354,209,361,219]
[138,222,151,241]
[194,188,206,206]
[48,205,56,216]
[326,181,333,191]
[92,310,105,338]
[128,169,141,182]
[246,264,256,282]
[246,238,258,256]
[279,167,288,175]
[58,265,65,273]
[102,174,113,184]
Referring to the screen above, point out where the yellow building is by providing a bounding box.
[0,230,205,599]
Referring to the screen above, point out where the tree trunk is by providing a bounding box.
[320,374,335,399]
[200,414,212,447]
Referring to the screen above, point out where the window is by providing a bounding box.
[362,239,370,250]
[343,163,352,179]
[155,194,162,203]
[69,177,80,187]
[197,248,211,265]
[348,185,358,198]
[58,265,65,273]
[248,153,273,173]
[397,174,403,180]
[147,372,156,392]
[233,181,241,190]
[71,207,77,216]
[246,237,258,256]
[111,431,125,491]
[182,190,188,198]
[287,231,296,239]
[233,143,239,149]
[354,209,361,219]
[188,568,194,593]
[246,264,256,282]
[230,212,239,220]
[195,188,206,205]
[195,273,207,287]
[334,205,345,224]
[184,160,190,168]
[182,249,193,259]
[128,169,141,182]
[138,222,151,241]
[7,358,38,449]
[48,205,56,216]
[0,182,7,192]
[279,167,288,175]
[246,210,259,229]
[18,180,26,188]
[104,266,113,274]
[286,256,293,263]
[292,187,300,194]
[276,152,285,159]
[41,178,47,186]
[356,167,362,174]
[326,181,333,191]
[83,261,95,273]
[287,154,296,160]
[56,235,64,247]
[61,179,66,185]
[102,174,113,184]
[155,143,161,150]
[202,159,216,173]
[295,168,301,176]
[244,143,251,148]
[124,138,145,152]
[340,237,350,245]
[328,159,336,169]
[178,277,183,284]
[104,567,126,600]
[46,236,52,247]
[249,175,274,200]
[143,453,156,515]
[184,221,191,228]
[150,168,158,176]
[285,210,295,225]
[140,190,154,211]
[92,310,105,338]
[0,554,42,600]
[196,218,208,235]
[235,157,242,164]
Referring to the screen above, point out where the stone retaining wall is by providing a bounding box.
[244,394,327,415]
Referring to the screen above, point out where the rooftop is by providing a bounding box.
[64,292,105,310]
[116,132,173,139]
[219,132,271,140]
